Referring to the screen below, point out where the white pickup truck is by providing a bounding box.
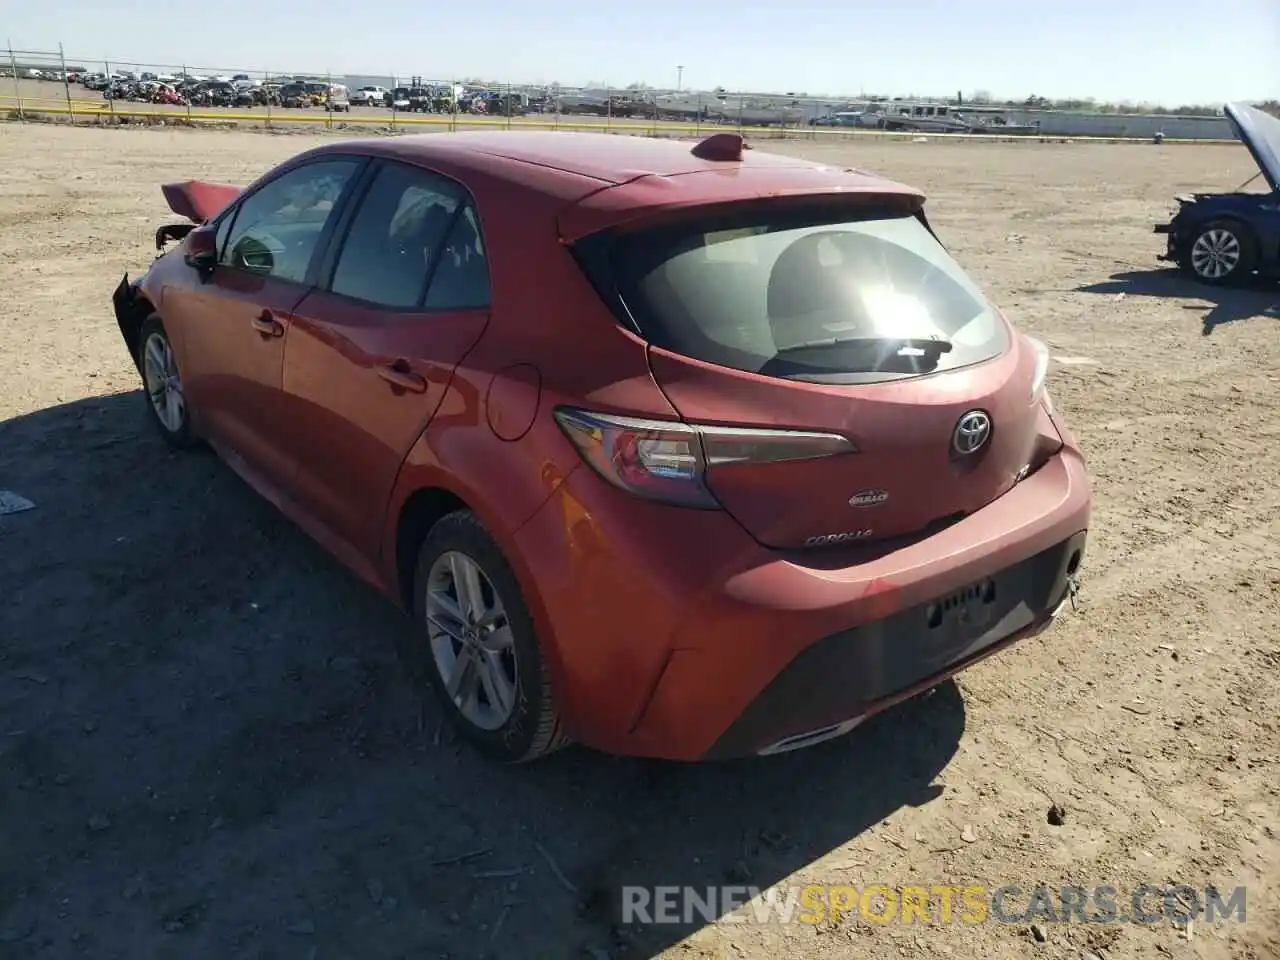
[350,85,388,106]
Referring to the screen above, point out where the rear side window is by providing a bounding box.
[329,163,461,308]
[423,206,491,310]
[602,209,1008,383]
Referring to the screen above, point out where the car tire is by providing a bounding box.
[1181,218,1257,286]
[408,509,570,763]
[137,314,197,449]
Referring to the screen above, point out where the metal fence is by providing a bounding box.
[0,44,1244,143]
[0,44,826,135]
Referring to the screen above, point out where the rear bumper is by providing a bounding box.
[514,444,1092,761]
[703,530,1083,759]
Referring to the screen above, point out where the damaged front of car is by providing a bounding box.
[1154,102,1280,285]
[111,180,240,369]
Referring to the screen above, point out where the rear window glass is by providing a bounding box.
[604,210,1008,383]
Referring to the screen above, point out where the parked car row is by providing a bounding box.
[93,75,354,111]
[7,67,355,112]
[1,66,86,81]
[13,66,630,118]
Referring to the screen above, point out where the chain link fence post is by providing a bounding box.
[58,43,75,123]
[104,60,115,122]
[8,44,25,121]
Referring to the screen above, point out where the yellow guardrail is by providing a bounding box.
[0,96,1241,144]
[2,95,109,109]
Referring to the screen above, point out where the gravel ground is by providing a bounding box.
[0,122,1277,960]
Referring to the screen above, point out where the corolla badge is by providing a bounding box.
[849,489,889,507]
[952,410,992,456]
[805,530,872,547]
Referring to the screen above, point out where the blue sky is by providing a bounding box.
[8,0,1278,103]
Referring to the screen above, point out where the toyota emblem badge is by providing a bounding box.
[952,410,992,456]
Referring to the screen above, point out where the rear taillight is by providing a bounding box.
[553,408,856,509]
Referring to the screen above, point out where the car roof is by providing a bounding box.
[323,130,916,194]
[300,132,926,240]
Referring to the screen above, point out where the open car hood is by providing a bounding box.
[1224,102,1280,194]
[160,180,241,223]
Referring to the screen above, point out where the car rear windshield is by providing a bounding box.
[598,207,1009,383]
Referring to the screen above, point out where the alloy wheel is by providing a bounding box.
[1190,228,1241,280]
[142,331,185,433]
[425,551,519,731]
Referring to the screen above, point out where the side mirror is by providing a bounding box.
[184,225,217,273]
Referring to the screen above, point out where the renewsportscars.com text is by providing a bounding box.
[621,883,1247,926]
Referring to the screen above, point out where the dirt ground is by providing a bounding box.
[0,122,1277,960]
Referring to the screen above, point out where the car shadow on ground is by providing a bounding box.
[0,391,965,960]
[1076,269,1280,335]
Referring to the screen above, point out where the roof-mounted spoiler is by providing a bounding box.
[690,132,749,161]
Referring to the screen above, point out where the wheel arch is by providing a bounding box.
[387,475,574,723]
[1182,213,1258,251]
[1179,214,1259,278]
[393,486,470,610]
[113,282,159,372]
[387,474,557,645]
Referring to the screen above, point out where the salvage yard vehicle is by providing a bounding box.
[256,83,283,106]
[279,83,311,108]
[111,131,1091,764]
[323,83,351,112]
[185,81,237,108]
[147,83,187,107]
[304,81,330,106]
[352,85,389,106]
[1155,101,1280,285]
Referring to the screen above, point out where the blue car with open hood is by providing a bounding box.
[1155,102,1280,285]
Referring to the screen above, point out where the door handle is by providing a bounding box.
[376,361,427,393]
[251,312,284,337]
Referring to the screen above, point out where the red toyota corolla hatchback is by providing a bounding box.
[113,131,1090,763]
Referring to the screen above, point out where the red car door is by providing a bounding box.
[170,158,363,498]
[282,162,492,559]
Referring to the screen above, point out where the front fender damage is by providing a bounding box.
[115,221,187,374]
[112,273,152,371]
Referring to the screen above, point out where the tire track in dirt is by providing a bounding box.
[1083,516,1280,605]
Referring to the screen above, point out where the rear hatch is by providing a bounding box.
[572,196,1054,550]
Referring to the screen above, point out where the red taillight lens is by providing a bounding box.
[553,408,856,509]
[554,408,716,508]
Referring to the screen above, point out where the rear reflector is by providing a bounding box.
[553,407,856,509]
